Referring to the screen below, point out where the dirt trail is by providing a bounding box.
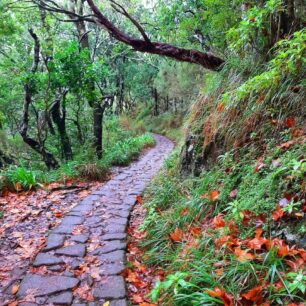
[0,134,173,305]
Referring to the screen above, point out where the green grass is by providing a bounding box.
[0,116,156,191]
[140,140,306,305]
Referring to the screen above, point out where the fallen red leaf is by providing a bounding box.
[242,285,263,302]
[234,247,255,262]
[291,128,304,138]
[272,205,284,221]
[170,227,184,242]
[201,190,219,201]
[136,195,143,204]
[206,287,233,306]
[213,214,226,229]
[284,117,295,128]
[279,140,294,149]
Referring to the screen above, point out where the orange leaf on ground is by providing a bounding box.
[272,205,284,221]
[234,247,254,262]
[217,103,225,112]
[170,228,184,242]
[291,128,304,138]
[279,140,294,149]
[136,195,143,204]
[206,287,233,306]
[53,210,63,218]
[242,285,263,302]
[210,190,219,201]
[201,190,219,201]
[247,229,267,250]
[284,117,295,128]
[213,214,226,229]
[132,294,144,303]
[190,226,201,237]
[11,284,19,295]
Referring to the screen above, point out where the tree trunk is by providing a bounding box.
[50,94,73,161]
[153,88,159,116]
[93,104,104,160]
[20,29,59,170]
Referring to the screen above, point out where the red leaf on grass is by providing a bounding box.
[136,195,143,204]
[234,247,254,262]
[170,228,183,242]
[242,285,263,302]
[201,190,219,202]
[247,228,267,250]
[213,214,226,228]
[254,158,265,173]
[279,140,294,149]
[206,287,233,306]
[284,117,295,128]
[272,205,284,221]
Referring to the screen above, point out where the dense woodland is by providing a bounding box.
[0,0,305,305]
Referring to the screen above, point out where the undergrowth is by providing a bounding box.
[0,117,155,192]
[139,30,306,306]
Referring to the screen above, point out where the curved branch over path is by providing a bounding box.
[31,0,224,71]
[86,0,224,71]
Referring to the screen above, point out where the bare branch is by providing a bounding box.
[109,0,151,43]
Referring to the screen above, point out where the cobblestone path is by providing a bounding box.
[13,134,173,306]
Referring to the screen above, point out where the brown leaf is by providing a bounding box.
[229,189,238,198]
[206,287,233,306]
[272,205,284,221]
[284,117,295,128]
[234,247,254,262]
[136,195,143,204]
[242,285,263,302]
[212,214,226,229]
[11,284,19,295]
[170,228,183,242]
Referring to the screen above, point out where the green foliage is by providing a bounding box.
[224,30,306,105]
[142,140,306,304]
[5,164,40,190]
[227,0,283,53]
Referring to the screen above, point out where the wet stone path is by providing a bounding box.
[13,134,173,306]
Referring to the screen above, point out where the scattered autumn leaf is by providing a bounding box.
[234,247,254,262]
[291,128,304,138]
[284,117,295,128]
[213,214,226,229]
[136,195,143,204]
[170,227,184,242]
[206,287,233,306]
[242,285,263,302]
[272,205,284,221]
[53,210,63,218]
[202,190,219,201]
[11,284,19,295]
[229,189,238,198]
[279,140,294,149]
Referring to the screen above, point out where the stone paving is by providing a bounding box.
[14,134,173,305]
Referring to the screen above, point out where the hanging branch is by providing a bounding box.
[29,0,224,70]
[86,0,224,71]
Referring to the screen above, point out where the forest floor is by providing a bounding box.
[0,134,173,306]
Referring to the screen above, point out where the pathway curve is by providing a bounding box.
[12,134,173,306]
